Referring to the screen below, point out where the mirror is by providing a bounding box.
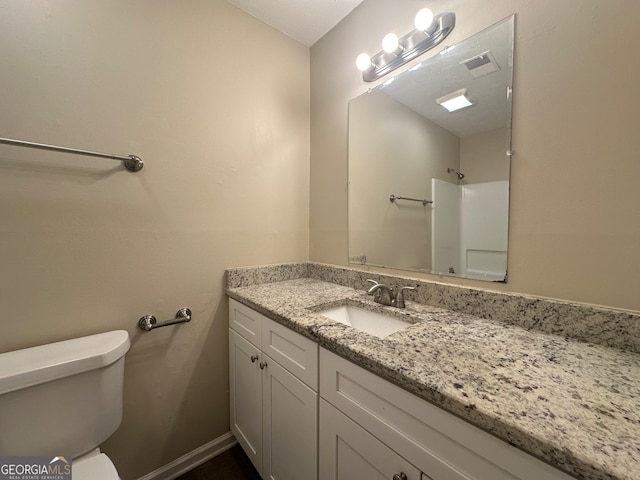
[348,16,514,282]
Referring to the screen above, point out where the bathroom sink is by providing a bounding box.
[318,304,412,339]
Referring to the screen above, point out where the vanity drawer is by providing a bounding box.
[229,298,263,348]
[262,316,318,390]
[320,348,574,480]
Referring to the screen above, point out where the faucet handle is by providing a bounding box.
[395,286,416,308]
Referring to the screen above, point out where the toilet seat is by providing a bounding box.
[73,451,120,480]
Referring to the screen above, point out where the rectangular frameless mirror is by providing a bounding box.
[348,15,514,282]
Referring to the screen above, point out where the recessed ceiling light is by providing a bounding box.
[436,88,475,112]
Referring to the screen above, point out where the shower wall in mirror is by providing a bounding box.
[348,15,514,282]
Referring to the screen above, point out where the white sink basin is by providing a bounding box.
[319,305,412,339]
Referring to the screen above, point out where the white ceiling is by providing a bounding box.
[227,0,364,46]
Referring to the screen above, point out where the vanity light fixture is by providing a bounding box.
[436,88,475,112]
[355,7,455,82]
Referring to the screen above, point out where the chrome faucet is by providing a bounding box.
[366,280,394,306]
[366,280,415,308]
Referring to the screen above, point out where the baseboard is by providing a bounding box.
[136,432,237,480]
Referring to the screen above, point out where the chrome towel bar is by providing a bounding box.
[389,194,433,206]
[138,308,192,331]
[0,136,144,172]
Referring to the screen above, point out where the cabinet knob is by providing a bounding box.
[259,361,268,370]
[250,355,259,363]
[392,473,407,480]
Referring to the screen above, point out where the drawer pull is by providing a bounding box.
[392,473,407,480]
[260,361,268,370]
[250,355,259,363]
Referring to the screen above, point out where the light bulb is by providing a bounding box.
[356,53,372,71]
[382,33,399,53]
[414,8,434,31]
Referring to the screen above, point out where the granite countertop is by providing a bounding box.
[227,277,640,480]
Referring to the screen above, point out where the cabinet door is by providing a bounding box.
[229,329,263,475]
[319,398,421,480]
[263,354,318,480]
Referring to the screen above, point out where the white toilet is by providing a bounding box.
[0,330,130,480]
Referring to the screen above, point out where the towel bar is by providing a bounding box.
[0,136,144,172]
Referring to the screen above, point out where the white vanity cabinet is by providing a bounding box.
[229,299,318,480]
[229,299,576,480]
[319,348,575,480]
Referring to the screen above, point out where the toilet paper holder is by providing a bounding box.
[138,308,192,331]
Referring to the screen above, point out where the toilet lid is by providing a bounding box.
[73,453,120,480]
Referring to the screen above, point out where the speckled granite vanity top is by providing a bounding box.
[226,263,640,480]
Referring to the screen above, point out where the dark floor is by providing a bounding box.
[176,445,261,480]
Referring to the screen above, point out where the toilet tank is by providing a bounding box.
[0,330,130,457]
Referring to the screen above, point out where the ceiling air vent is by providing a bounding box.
[460,50,500,78]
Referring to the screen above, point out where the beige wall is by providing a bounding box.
[349,90,459,270]
[310,0,640,312]
[460,127,509,184]
[0,1,309,478]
